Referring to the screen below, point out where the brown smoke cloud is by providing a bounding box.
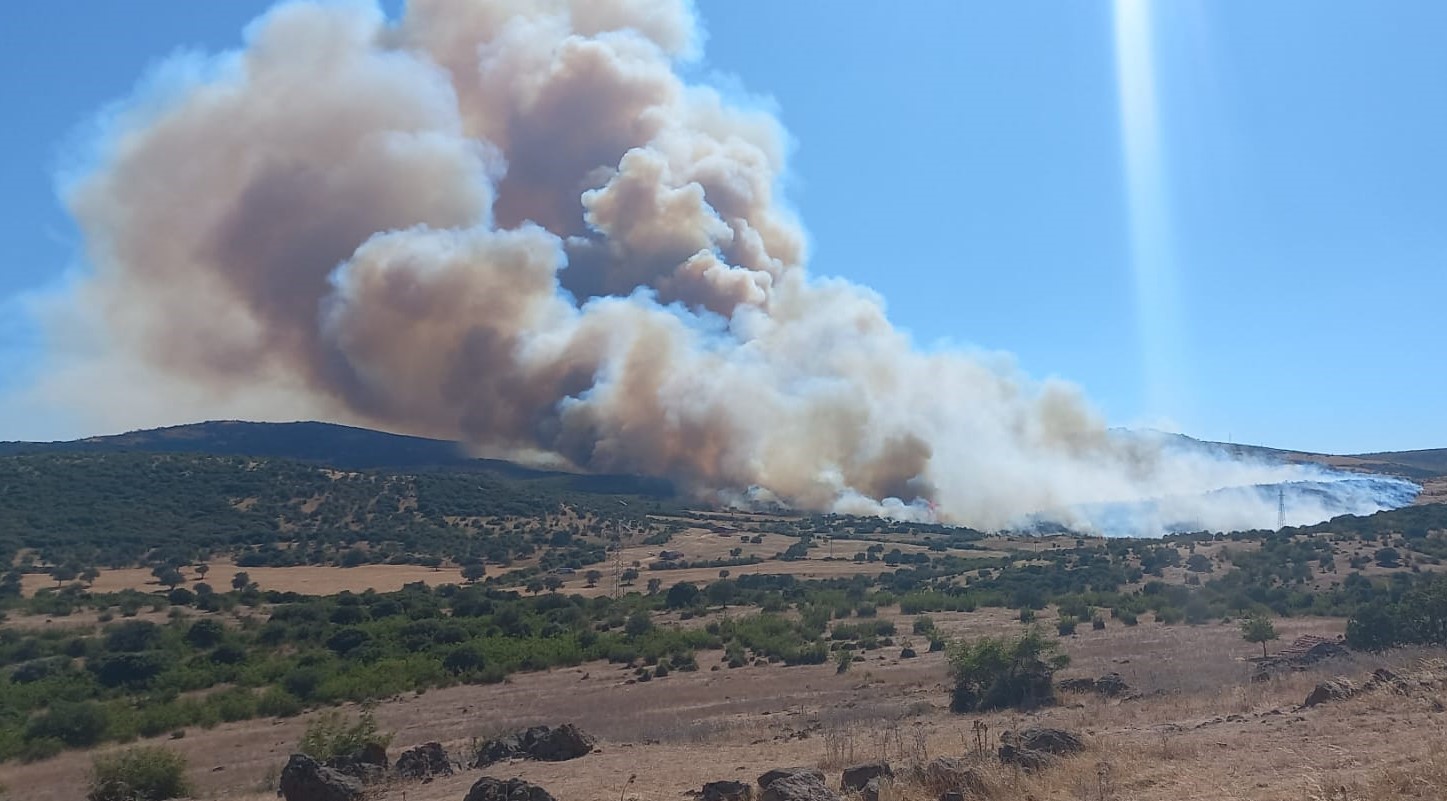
[37,0,1394,533]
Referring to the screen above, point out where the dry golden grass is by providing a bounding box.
[19,560,474,598]
[5,615,1447,801]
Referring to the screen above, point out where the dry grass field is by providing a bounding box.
[6,607,1445,801]
[18,561,471,599]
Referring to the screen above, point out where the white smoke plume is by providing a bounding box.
[35,0,1415,534]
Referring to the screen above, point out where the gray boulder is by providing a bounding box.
[395,741,454,779]
[920,757,987,796]
[1095,673,1129,697]
[702,780,755,801]
[279,754,363,801]
[1001,726,1085,756]
[1305,677,1357,707]
[841,762,892,792]
[761,773,841,801]
[997,744,1052,772]
[759,768,825,790]
[473,724,596,767]
[324,742,388,784]
[465,777,557,801]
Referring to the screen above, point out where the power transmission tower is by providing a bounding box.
[1277,486,1286,530]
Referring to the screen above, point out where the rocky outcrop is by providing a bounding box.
[841,762,892,792]
[279,754,363,801]
[997,726,1085,771]
[702,780,755,801]
[395,741,454,780]
[760,772,840,801]
[1058,673,1129,698]
[759,768,826,790]
[1304,677,1358,707]
[323,743,388,784]
[997,744,1052,772]
[473,724,596,767]
[1254,635,1351,680]
[464,777,557,801]
[920,757,987,797]
[1001,726,1085,756]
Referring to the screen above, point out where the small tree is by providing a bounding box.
[152,566,184,590]
[621,568,640,586]
[835,648,853,675]
[51,564,79,587]
[194,563,210,581]
[646,577,662,595]
[80,567,101,588]
[543,575,564,593]
[231,572,251,592]
[584,570,602,588]
[1239,614,1279,658]
[525,578,544,596]
[461,563,486,584]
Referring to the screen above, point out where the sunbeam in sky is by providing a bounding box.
[1112,0,1187,424]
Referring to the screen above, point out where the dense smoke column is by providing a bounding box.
[47,0,1413,533]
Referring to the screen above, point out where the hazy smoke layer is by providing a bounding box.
[44,0,1415,534]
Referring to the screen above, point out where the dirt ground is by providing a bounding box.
[7,609,1445,801]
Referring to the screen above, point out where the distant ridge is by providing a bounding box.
[0,420,674,495]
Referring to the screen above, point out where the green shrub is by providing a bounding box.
[946,628,1068,713]
[19,737,64,763]
[26,701,109,748]
[257,688,304,718]
[88,746,191,801]
[912,616,936,635]
[297,706,393,761]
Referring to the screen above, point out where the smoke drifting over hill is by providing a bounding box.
[39,0,1416,534]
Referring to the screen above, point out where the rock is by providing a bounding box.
[760,772,841,801]
[1095,673,1129,697]
[1059,674,1129,698]
[920,757,987,797]
[841,762,893,792]
[860,777,882,801]
[473,724,596,767]
[324,742,388,784]
[464,777,557,801]
[1001,727,1085,756]
[396,741,454,780]
[1304,678,1357,707]
[702,780,754,801]
[279,754,363,801]
[1365,668,1409,694]
[759,768,826,790]
[997,744,1052,772]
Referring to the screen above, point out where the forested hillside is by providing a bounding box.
[0,451,674,568]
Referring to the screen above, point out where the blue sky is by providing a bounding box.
[1,1,1443,454]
